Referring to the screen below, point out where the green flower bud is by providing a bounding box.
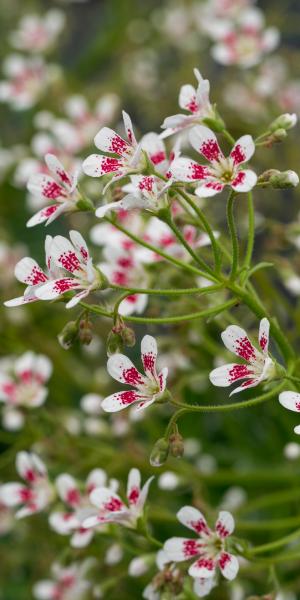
[107,330,124,356]
[269,112,297,132]
[150,437,170,467]
[79,319,93,345]
[169,432,184,459]
[57,320,78,350]
[121,326,136,347]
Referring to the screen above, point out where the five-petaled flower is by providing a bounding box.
[164,506,239,582]
[49,469,117,548]
[82,110,144,188]
[279,391,300,435]
[209,318,276,395]
[161,69,215,139]
[33,560,93,600]
[170,125,257,196]
[101,335,168,412]
[83,468,153,529]
[26,154,81,227]
[0,351,52,431]
[0,451,54,518]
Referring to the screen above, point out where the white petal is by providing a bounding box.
[122,110,137,146]
[101,390,148,413]
[279,391,300,413]
[189,126,223,162]
[14,257,48,286]
[82,154,124,178]
[231,169,257,192]
[55,473,80,505]
[189,557,216,579]
[164,537,201,562]
[215,511,235,538]
[258,318,270,354]
[107,353,147,386]
[177,506,210,535]
[193,577,216,598]
[141,335,158,380]
[94,126,130,155]
[209,363,255,387]
[0,482,25,506]
[218,552,239,580]
[230,135,255,165]
[221,325,261,365]
[35,278,82,300]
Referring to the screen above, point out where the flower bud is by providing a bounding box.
[79,319,93,345]
[150,437,170,467]
[169,432,184,459]
[268,128,287,143]
[106,330,123,356]
[121,326,136,347]
[269,112,297,131]
[270,170,299,189]
[76,196,95,211]
[57,320,78,350]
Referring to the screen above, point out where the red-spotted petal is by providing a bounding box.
[215,511,235,538]
[193,577,216,598]
[56,474,81,506]
[89,487,126,513]
[50,235,83,274]
[14,258,48,286]
[141,335,158,380]
[189,557,216,579]
[221,325,261,364]
[230,135,255,165]
[127,468,141,505]
[177,506,210,535]
[101,390,149,413]
[279,391,300,413]
[258,318,270,354]
[195,180,224,197]
[45,153,73,188]
[69,230,89,264]
[122,110,137,146]
[218,552,239,580]
[35,278,82,300]
[82,154,125,177]
[231,169,257,192]
[170,157,211,182]
[179,84,199,113]
[107,354,147,387]
[141,132,167,172]
[164,537,201,562]
[27,173,66,200]
[189,126,224,162]
[209,363,255,387]
[94,126,130,155]
[26,204,62,228]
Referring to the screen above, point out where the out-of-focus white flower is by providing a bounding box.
[9,10,65,53]
[105,543,123,565]
[0,55,58,110]
[158,471,180,490]
[33,559,93,600]
[284,442,300,460]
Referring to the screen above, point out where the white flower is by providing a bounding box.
[279,391,300,435]
[0,452,54,518]
[164,506,239,581]
[83,468,153,529]
[101,335,168,412]
[209,318,276,395]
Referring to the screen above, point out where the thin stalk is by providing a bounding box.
[249,528,300,555]
[240,191,255,284]
[226,190,239,280]
[110,283,223,296]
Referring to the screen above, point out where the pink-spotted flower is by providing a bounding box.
[49,469,117,548]
[0,351,52,431]
[0,451,54,518]
[34,231,107,308]
[9,10,65,53]
[0,54,53,110]
[164,506,239,582]
[82,110,144,188]
[26,154,84,227]
[161,69,215,139]
[95,174,169,218]
[4,235,61,307]
[83,468,153,530]
[101,335,168,413]
[170,125,257,196]
[279,391,300,436]
[33,559,93,600]
[209,318,276,395]
[210,8,279,68]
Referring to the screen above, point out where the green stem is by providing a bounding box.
[162,212,217,278]
[105,217,217,282]
[222,129,236,145]
[240,191,255,284]
[169,380,285,413]
[249,528,300,555]
[175,188,222,272]
[110,283,223,296]
[226,190,239,281]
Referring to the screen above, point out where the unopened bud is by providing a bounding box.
[79,319,93,345]
[121,326,136,347]
[270,170,299,189]
[268,128,287,144]
[106,330,123,356]
[150,437,170,467]
[76,195,95,211]
[57,320,78,350]
[269,112,297,132]
[169,432,184,459]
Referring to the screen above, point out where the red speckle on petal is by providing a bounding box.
[109,135,129,155]
[119,390,138,405]
[295,402,300,411]
[216,523,230,538]
[43,181,66,199]
[231,144,246,165]
[24,469,37,483]
[142,352,156,375]
[53,278,80,293]
[26,266,48,286]
[194,557,215,571]
[191,164,208,180]
[57,169,72,186]
[151,151,166,165]
[138,176,154,193]
[235,337,257,362]
[58,251,81,273]
[128,486,140,505]
[104,497,123,512]
[191,519,210,535]
[201,140,221,162]
[232,171,246,186]
[66,488,81,506]
[187,98,199,113]
[19,487,35,503]
[183,539,199,558]
[260,335,268,351]
[219,552,231,570]
[101,157,122,174]
[122,367,145,386]
[228,364,252,382]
